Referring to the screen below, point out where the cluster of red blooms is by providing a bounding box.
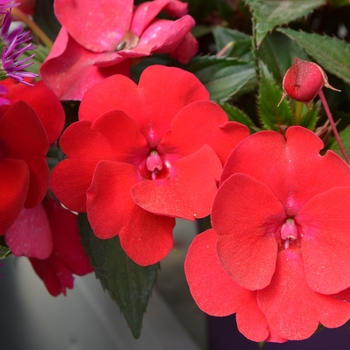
[1,0,350,343]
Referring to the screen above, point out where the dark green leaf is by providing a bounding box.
[218,102,257,131]
[0,244,10,259]
[244,0,325,46]
[78,214,158,338]
[20,45,51,76]
[258,60,293,130]
[277,28,350,85]
[329,126,350,160]
[212,26,252,60]
[187,56,257,102]
[258,31,309,85]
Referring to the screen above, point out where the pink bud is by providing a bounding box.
[278,57,340,108]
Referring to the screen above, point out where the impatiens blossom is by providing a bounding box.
[50,65,249,266]
[28,198,93,296]
[185,126,350,342]
[40,0,198,100]
[0,79,65,234]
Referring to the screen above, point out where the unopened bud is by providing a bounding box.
[278,57,340,108]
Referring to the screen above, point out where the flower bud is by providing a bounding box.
[278,57,340,108]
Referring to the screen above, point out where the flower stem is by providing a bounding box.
[318,90,349,165]
[11,7,53,48]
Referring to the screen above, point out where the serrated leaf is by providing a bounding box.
[329,126,350,160]
[258,60,294,130]
[258,31,309,85]
[299,100,321,130]
[244,0,325,46]
[187,56,257,102]
[212,26,252,59]
[78,214,158,339]
[218,102,257,131]
[277,28,350,85]
[0,244,10,259]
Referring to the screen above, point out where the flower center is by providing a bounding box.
[281,218,298,249]
[116,31,139,51]
[144,150,171,180]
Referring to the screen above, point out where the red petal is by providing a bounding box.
[169,31,199,64]
[86,161,175,265]
[50,158,97,212]
[221,126,350,216]
[158,101,249,164]
[5,203,53,259]
[258,247,350,340]
[40,28,131,100]
[0,159,29,233]
[54,0,133,52]
[79,65,209,144]
[44,198,93,275]
[0,79,65,144]
[0,101,49,208]
[213,173,284,290]
[132,145,222,220]
[299,187,350,294]
[185,229,250,316]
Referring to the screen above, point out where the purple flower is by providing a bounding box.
[0,11,37,84]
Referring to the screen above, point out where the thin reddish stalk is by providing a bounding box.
[318,90,350,165]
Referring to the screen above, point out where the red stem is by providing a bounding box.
[318,90,350,165]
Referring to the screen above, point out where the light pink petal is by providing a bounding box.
[87,161,175,265]
[40,28,131,100]
[5,203,53,259]
[137,16,195,55]
[0,159,29,234]
[258,247,350,340]
[299,187,350,294]
[54,0,133,52]
[221,126,350,216]
[168,31,199,64]
[132,145,222,220]
[158,101,249,164]
[213,173,285,290]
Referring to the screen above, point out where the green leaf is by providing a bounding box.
[258,31,309,85]
[329,126,350,160]
[244,0,325,46]
[277,28,350,85]
[187,56,257,102]
[0,244,10,259]
[218,102,257,131]
[212,26,253,60]
[258,60,294,130]
[299,100,321,130]
[78,214,158,338]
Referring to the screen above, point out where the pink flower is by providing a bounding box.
[8,197,93,296]
[185,126,350,342]
[0,79,65,234]
[50,65,249,265]
[40,0,198,100]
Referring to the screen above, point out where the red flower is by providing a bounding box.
[50,65,249,265]
[40,0,198,100]
[9,197,93,296]
[185,126,350,342]
[0,79,65,234]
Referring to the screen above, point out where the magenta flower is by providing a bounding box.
[40,0,198,100]
[185,126,350,342]
[50,65,249,265]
